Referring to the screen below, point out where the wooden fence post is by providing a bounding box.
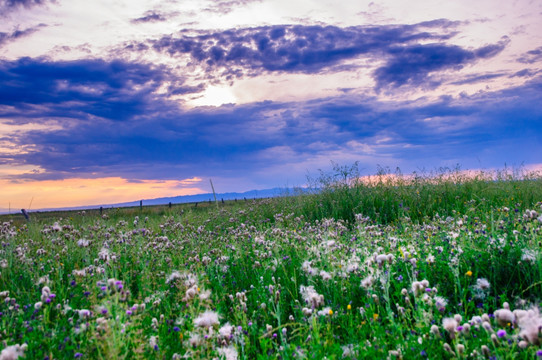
[21,209,30,221]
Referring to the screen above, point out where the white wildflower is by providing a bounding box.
[166,270,182,284]
[217,346,238,360]
[77,239,90,247]
[475,278,491,291]
[317,307,333,316]
[442,317,458,338]
[319,270,332,281]
[494,308,515,326]
[219,323,235,340]
[518,307,542,345]
[194,311,220,328]
[300,285,324,308]
[0,344,27,360]
[360,275,374,289]
[521,249,539,263]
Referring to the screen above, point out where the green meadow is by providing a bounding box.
[1,166,542,359]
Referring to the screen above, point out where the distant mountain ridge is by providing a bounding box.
[0,187,303,214]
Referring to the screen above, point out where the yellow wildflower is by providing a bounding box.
[466,270,473,277]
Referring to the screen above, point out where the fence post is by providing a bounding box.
[21,209,30,222]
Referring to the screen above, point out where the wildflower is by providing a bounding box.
[494,308,515,327]
[347,304,352,310]
[443,317,458,338]
[434,296,448,312]
[194,311,220,328]
[460,323,471,334]
[302,307,312,316]
[411,280,429,296]
[475,278,490,291]
[521,249,539,263]
[217,346,238,360]
[360,275,374,290]
[319,270,332,281]
[518,307,542,345]
[0,344,27,360]
[430,325,440,337]
[465,270,473,277]
[374,254,394,268]
[317,307,333,316]
[198,289,211,300]
[74,353,83,358]
[149,336,158,350]
[219,323,234,339]
[188,333,203,347]
[77,239,90,247]
[443,343,454,355]
[300,285,324,308]
[166,271,182,284]
[342,344,355,358]
[78,309,91,318]
[373,313,379,321]
[497,329,506,338]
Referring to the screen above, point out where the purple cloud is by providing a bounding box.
[517,46,542,64]
[0,0,55,13]
[140,21,507,89]
[131,11,168,24]
[0,24,46,47]
[2,56,541,185]
[146,23,456,76]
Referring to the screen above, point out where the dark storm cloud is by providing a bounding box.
[142,21,507,89]
[374,37,509,89]
[3,55,541,182]
[0,57,177,122]
[147,22,457,76]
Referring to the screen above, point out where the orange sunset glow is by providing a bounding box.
[1,177,204,211]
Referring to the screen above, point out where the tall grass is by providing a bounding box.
[0,165,541,359]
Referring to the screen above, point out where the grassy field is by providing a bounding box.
[1,167,542,359]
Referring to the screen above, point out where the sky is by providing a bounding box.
[0,0,541,210]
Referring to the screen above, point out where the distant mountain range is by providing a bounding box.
[0,187,308,214]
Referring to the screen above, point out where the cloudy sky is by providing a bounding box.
[1,0,541,210]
